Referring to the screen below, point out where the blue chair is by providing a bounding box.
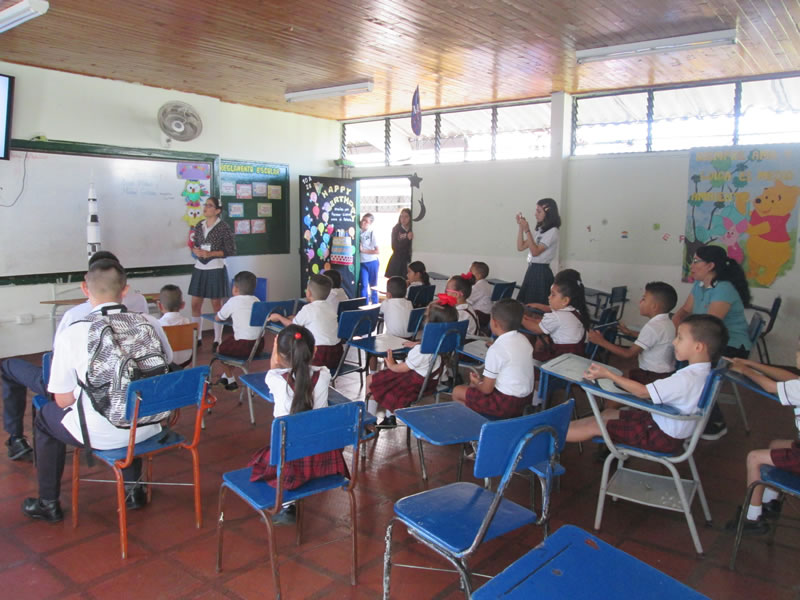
[723,312,764,434]
[337,296,367,316]
[211,300,293,425]
[489,280,516,302]
[752,296,781,364]
[730,465,800,570]
[331,307,381,387]
[32,352,53,465]
[580,368,725,556]
[71,366,214,559]
[216,401,364,599]
[587,285,628,319]
[255,277,268,301]
[407,306,426,339]
[407,284,435,308]
[383,405,566,598]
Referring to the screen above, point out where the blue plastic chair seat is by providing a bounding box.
[394,482,536,554]
[590,436,679,458]
[760,465,800,495]
[222,467,350,511]
[94,429,186,463]
[529,461,566,478]
[214,351,271,366]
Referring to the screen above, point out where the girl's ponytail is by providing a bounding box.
[277,325,316,414]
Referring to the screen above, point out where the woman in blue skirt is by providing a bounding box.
[189,196,236,350]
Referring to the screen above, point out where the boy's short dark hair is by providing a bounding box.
[447,275,473,299]
[85,258,127,298]
[159,284,183,312]
[233,271,257,296]
[322,269,342,289]
[491,298,523,332]
[307,273,332,301]
[682,314,728,362]
[386,276,407,299]
[471,261,489,279]
[645,281,678,313]
[89,250,120,267]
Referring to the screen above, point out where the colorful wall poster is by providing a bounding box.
[228,202,244,218]
[268,185,282,199]
[251,219,266,234]
[684,144,800,287]
[236,183,253,199]
[257,202,272,217]
[220,181,236,196]
[252,181,267,196]
[299,175,358,297]
[177,163,211,180]
[234,219,251,235]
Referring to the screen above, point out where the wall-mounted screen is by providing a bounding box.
[0,74,13,160]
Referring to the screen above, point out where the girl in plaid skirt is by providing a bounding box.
[366,301,459,428]
[248,325,348,497]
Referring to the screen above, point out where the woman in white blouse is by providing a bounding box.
[516,198,561,304]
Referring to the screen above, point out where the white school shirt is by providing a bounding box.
[194,220,226,270]
[266,366,331,418]
[634,313,676,374]
[456,303,479,336]
[404,344,441,378]
[538,307,585,345]
[776,379,800,434]
[528,227,559,264]
[159,312,193,365]
[217,295,261,340]
[294,300,340,346]
[469,279,493,314]
[326,287,349,313]
[645,362,712,439]
[483,331,535,397]
[48,303,173,449]
[54,292,149,339]
[381,297,413,337]
[360,229,378,263]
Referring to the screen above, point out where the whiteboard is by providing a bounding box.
[0,148,215,277]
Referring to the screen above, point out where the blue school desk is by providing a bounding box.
[723,369,780,403]
[538,353,622,409]
[473,524,708,599]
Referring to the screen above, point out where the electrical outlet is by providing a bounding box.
[16,314,33,325]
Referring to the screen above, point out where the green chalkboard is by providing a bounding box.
[219,159,290,255]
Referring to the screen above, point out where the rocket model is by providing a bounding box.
[87,183,101,258]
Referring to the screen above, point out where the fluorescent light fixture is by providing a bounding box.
[285,80,374,102]
[576,29,737,64]
[0,0,49,34]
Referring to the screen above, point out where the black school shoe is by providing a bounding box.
[700,420,728,441]
[762,499,782,520]
[22,497,64,523]
[7,436,33,460]
[725,506,770,535]
[376,415,397,429]
[125,485,148,510]
[272,504,296,525]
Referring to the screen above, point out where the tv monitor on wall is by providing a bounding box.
[0,74,13,160]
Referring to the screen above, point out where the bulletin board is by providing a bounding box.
[219,159,290,255]
[0,139,219,284]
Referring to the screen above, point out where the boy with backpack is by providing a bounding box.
[22,258,173,523]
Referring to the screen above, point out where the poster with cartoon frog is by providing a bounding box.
[684,145,800,287]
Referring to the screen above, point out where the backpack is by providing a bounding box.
[76,304,170,432]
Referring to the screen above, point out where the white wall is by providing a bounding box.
[0,62,340,358]
[353,153,799,363]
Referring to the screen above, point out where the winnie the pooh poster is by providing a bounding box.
[684,145,800,287]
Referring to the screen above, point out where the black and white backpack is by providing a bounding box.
[76,304,170,432]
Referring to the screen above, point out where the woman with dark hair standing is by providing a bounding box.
[188,196,236,351]
[673,244,752,439]
[516,198,561,304]
[384,208,414,278]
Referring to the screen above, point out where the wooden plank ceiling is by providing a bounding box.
[1,0,800,121]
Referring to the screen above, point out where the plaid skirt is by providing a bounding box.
[532,341,586,363]
[606,410,684,454]
[771,441,800,474]
[312,343,344,371]
[188,265,231,299]
[370,369,438,412]
[464,387,532,419]
[217,336,264,358]
[628,368,673,386]
[248,446,350,490]
[517,263,553,305]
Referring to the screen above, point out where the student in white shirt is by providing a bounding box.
[516,198,561,305]
[269,274,342,372]
[445,275,479,336]
[587,281,678,385]
[22,258,173,523]
[323,269,349,313]
[453,299,534,418]
[468,261,493,331]
[381,277,414,338]
[157,284,193,367]
[215,271,263,390]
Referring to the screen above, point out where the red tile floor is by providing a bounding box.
[1,342,799,599]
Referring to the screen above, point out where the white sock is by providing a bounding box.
[221,372,231,383]
[213,322,223,344]
[367,399,379,416]
[763,489,779,503]
[746,504,762,521]
[531,393,543,406]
